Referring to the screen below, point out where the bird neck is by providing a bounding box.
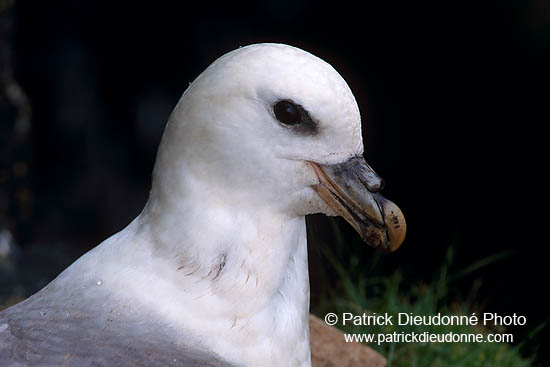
[129,181,311,366]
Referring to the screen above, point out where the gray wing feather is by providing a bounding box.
[0,282,239,367]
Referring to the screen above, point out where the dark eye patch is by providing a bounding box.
[273,99,318,135]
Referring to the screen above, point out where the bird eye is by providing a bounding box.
[274,100,302,125]
[272,99,318,135]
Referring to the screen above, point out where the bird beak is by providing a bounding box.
[310,156,406,253]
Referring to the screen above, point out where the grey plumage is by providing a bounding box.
[0,280,237,367]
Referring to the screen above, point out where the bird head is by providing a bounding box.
[152,43,405,252]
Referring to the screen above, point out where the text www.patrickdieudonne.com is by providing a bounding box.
[323,312,524,345]
[343,331,514,345]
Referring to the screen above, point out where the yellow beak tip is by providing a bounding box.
[382,200,406,252]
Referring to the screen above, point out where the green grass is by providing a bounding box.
[313,245,534,367]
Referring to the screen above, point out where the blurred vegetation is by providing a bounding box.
[312,220,541,367]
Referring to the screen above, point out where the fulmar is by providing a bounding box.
[0,43,405,367]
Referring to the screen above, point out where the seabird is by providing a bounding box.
[0,43,405,367]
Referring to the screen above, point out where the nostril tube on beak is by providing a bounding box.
[350,156,384,193]
[359,173,384,193]
[370,177,385,192]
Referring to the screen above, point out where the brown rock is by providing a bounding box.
[310,314,386,367]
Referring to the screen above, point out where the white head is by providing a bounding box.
[150,43,405,251]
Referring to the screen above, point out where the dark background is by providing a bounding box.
[1,0,548,364]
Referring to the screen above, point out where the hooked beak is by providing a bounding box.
[310,156,406,253]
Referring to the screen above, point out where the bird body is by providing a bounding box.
[0,44,405,366]
[1,213,307,366]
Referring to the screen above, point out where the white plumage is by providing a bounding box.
[0,43,405,367]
